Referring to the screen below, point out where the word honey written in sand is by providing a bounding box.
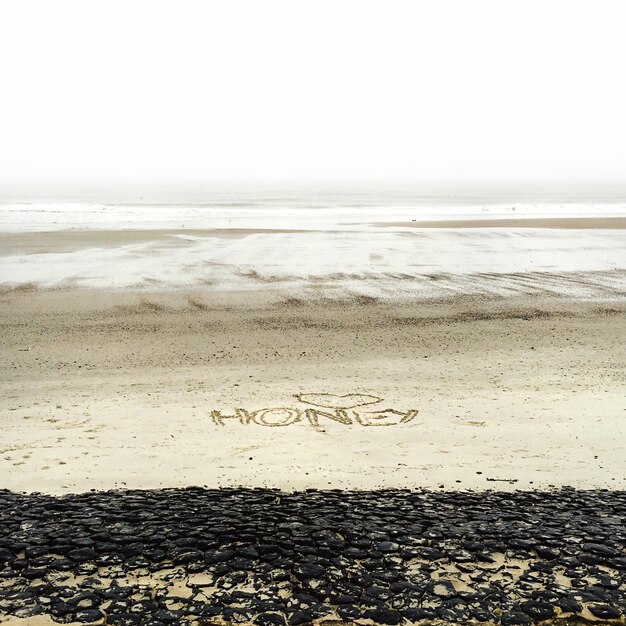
[211,392,419,427]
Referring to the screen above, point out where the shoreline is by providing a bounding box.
[2,212,625,295]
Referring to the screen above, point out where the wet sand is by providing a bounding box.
[373,216,626,229]
[0,229,331,256]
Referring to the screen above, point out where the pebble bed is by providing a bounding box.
[0,488,624,625]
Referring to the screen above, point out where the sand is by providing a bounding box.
[1,289,624,495]
[374,216,626,229]
[1,204,625,497]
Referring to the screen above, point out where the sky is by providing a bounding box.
[1,0,626,200]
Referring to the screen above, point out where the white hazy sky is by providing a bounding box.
[1,0,626,197]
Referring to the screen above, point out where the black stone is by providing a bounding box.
[471,606,493,622]
[12,605,45,618]
[402,608,437,621]
[609,556,626,569]
[501,612,531,626]
[582,542,618,557]
[337,605,362,620]
[588,604,622,619]
[287,609,314,625]
[535,546,559,560]
[152,610,181,623]
[107,614,142,625]
[222,608,254,623]
[255,612,286,626]
[520,600,554,620]
[294,563,326,580]
[363,608,403,625]
[556,597,582,613]
[119,543,144,557]
[68,548,98,562]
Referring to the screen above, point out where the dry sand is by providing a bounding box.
[1,289,624,494]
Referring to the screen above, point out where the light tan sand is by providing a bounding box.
[1,289,624,494]
[373,216,626,229]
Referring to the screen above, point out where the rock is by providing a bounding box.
[581,542,618,557]
[287,610,314,625]
[449,549,474,562]
[68,548,97,562]
[204,548,235,564]
[50,602,74,617]
[367,585,391,600]
[520,600,554,620]
[375,541,399,553]
[13,605,45,618]
[501,612,531,626]
[608,556,626,569]
[402,608,436,620]
[363,608,403,625]
[294,563,325,580]
[239,546,259,559]
[588,604,622,619]
[337,605,361,620]
[419,547,445,560]
[106,613,142,625]
[556,597,582,613]
[535,546,559,560]
[169,549,199,565]
[430,580,457,598]
[119,543,144,557]
[222,608,254,623]
[152,610,180,623]
[25,546,48,559]
[21,567,47,579]
[254,612,286,626]
[0,548,15,564]
[71,592,101,609]
[72,609,105,623]
[579,553,604,565]
[471,606,493,622]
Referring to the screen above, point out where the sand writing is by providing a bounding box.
[211,407,418,427]
[211,392,418,427]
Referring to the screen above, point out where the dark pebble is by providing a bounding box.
[255,612,286,626]
[501,612,532,626]
[520,600,554,620]
[364,608,403,625]
[287,609,314,625]
[588,604,622,619]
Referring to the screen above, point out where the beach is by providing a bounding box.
[1,204,625,494]
[1,204,626,625]
[1,291,625,495]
